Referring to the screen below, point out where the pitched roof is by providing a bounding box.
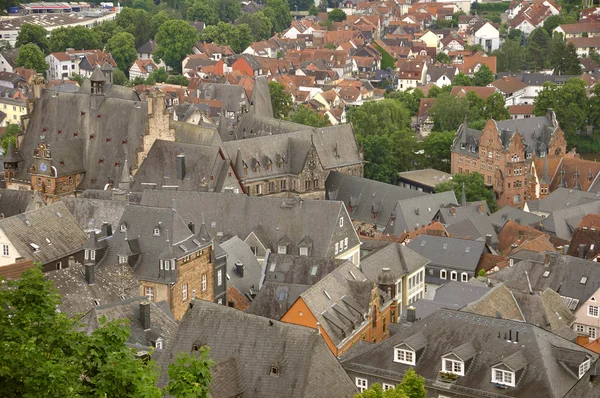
[0,260,34,280]
[360,242,430,283]
[46,261,139,317]
[157,299,357,397]
[451,85,497,99]
[0,202,87,264]
[139,190,360,259]
[219,235,263,299]
[0,189,40,218]
[406,235,486,272]
[248,280,310,320]
[326,171,427,229]
[397,168,452,188]
[542,200,600,239]
[491,75,528,94]
[342,309,598,398]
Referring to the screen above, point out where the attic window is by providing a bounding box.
[58,130,62,134]
[542,270,550,277]
[394,348,415,365]
[492,368,515,387]
[73,133,78,137]
[153,227,160,236]
[420,240,426,246]
[99,159,104,164]
[114,162,120,167]
[89,135,94,140]
[323,290,331,300]
[120,224,127,232]
[30,243,40,251]
[465,246,471,253]
[579,359,591,378]
[97,114,101,119]
[59,160,65,166]
[270,365,279,377]
[106,137,111,142]
[81,111,86,116]
[580,277,588,285]
[443,243,448,249]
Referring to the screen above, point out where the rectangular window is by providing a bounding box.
[299,247,308,256]
[340,217,344,227]
[84,249,89,260]
[588,305,599,317]
[145,286,154,301]
[355,378,368,392]
[90,250,95,260]
[335,242,339,254]
[2,244,9,257]
[590,327,597,339]
[217,270,222,286]
[277,245,287,254]
[182,283,188,301]
[394,348,415,365]
[382,383,394,391]
[492,369,514,386]
[202,274,207,292]
[344,237,348,249]
[580,359,591,378]
[443,358,463,375]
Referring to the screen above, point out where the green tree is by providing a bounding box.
[436,52,451,64]
[507,28,523,41]
[237,12,273,41]
[288,105,330,127]
[115,7,151,48]
[543,14,567,35]
[492,39,527,73]
[436,172,497,212]
[427,85,442,98]
[155,20,198,72]
[472,64,495,86]
[485,92,510,121]
[70,73,85,85]
[349,99,411,137]
[113,67,128,85]
[589,49,600,65]
[308,4,318,16]
[49,26,101,52]
[199,22,253,53]
[375,44,396,69]
[14,43,48,73]
[263,0,292,35]
[562,42,582,75]
[452,72,472,86]
[1,123,20,152]
[549,34,582,75]
[0,267,163,397]
[269,81,293,118]
[132,0,154,12]
[148,67,169,83]
[208,0,241,22]
[92,20,123,47]
[105,32,137,75]
[422,130,455,173]
[385,88,424,116]
[165,350,214,398]
[186,0,219,25]
[166,74,189,86]
[150,10,174,38]
[398,368,427,398]
[15,23,49,54]
[527,28,551,71]
[429,92,469,132]
[328,8,347,22]
[355,368,426,398]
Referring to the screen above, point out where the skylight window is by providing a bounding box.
[465,246,470,253]
[542,271,550,277]
[581,277,588,285]
[310,266,318,276]
[324,290,331,300]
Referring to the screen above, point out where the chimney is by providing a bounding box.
[579,244,587,259]
[235,261,244,278]
[176,153,186,180]
[85,264,95,285]
[485,234,492,245]
[101,221,112,237]
[577,335,590,347]
[188,222,195,234]
[316,322,321,335]
[140,302,151,330]
[406,306,416,323]
[563,244,569,255]
[478,203,484,213]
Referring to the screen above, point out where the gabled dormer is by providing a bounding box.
[491,350,528,387]
[551,344,594,381]
[393,332,426,365]
[441,342,476,377]
[298,235,313,256]
[276,236,291,254]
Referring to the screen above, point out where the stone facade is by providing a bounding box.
[139,245,215,321]
[451,118,567,208]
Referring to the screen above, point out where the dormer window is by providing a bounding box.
[461,272,468,282]
[491,368,515,387]
[579,359,591,378]
[299,247,308,256]
[442,356,464,376]
[278,245,287,254]
[85,249,89,260]
[394,348,415,365]
[118,256,128,264]
[90,250,95,260]
[153,227,160,236]
[450,271,457,281]
[120,224,127,232]
[155,338,164,350]
[270,365,279,377]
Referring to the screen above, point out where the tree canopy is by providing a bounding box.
[199,21,253,53]
[154,20,198,72]
[49,26,101,53]
[288,105,330,127]
[16,23,49,54]
[0,267,213,397]
[269,81,293,118]
[105,32,138,74]
[1,123,20,152]
[236,12,273,42]
[436,172,498,211]
[15,43,48,73]
[472,64,495,86]
[263,0,292,35]
[355,368,427,398]
[328,8,347,22]
[421,130,455,173]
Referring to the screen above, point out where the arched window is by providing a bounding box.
[450,271,457,281]
[461,272,468,282]
[440,269,447,279]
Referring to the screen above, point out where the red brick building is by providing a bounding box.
[451,111,566,208]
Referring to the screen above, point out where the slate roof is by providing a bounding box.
[264,254,347,286]
[102,205,212,283]
[326,171,427,229]
[46,261,139,317]
[219,236,263,300]
[136,40,156,55]
[383,191,458,236]
[406,235,486,272]
[60,196,129,232]
[412,281,490,319]
[249,76,273,118]
[360,242,429,283]
[14,84,147,190]
[489,205,544,230]
[342,309,598,398]
[156,299,358,397]
[0,202,87,264]
[81,297,177,350]
[130,140,231,192]
[139,189,360,259]
[196,82,248,114]
[248,281,310,320]
[535,187,600,214]
[299,261,374,347]
[0,189,39,218]
[489,254,600,312]
[542,200,600,239]
[452,112,559,159]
